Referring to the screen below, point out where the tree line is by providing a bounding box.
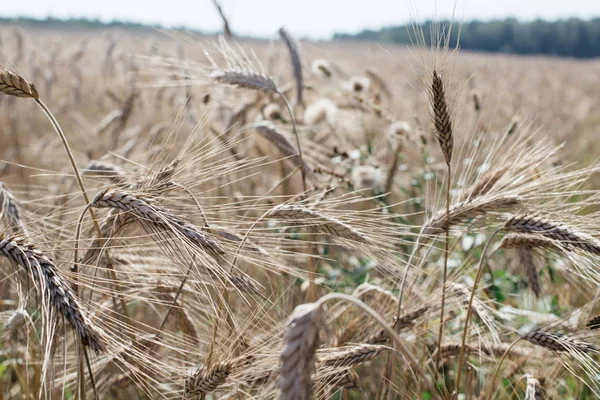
[334,18,600,59]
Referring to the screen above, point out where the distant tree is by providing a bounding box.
[334,18,600,59]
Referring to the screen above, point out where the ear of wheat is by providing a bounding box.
[0,182,27,235]
[253,122,313,175]
[278,27,303,105]
[504,215,600,255]
[522,329,594,353]
[91,188,224,255]
[430,70,453,165]
[184,361,232,397]
[0,235,104,352]
[269,204,368,243]
[0,67,39,99]
[279,303,322,400]
[319,344,387,368]
[517,246,541,297]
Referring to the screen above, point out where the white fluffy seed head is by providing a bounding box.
[263,103,282,120]
[346,76,371,94]
[385,120,412,146]
[304,98,338,125]
[351,165,384,191]
[311,59,332,78]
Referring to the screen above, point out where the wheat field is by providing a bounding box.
[0,24,600,399]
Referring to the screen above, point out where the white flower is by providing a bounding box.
[311,59,332,78]
[304,98,338,125]
[263,103,282,120]
[345,76,371,94]
[351,165,384,191]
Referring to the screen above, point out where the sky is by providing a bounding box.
[2,0,599,39]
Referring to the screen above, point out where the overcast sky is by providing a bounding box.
[2,0,599,39]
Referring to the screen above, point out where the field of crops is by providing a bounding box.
[1,25,600,399]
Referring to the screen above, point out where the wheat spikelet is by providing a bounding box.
[253,122,313,174]
[461,167,508,202]
[500,233,559,251]
[424,195,520,235]
[83,160,127,183]
[525,375,544,400]
[184,361,232,397]
[365,306,429,344]
[269,204,368,243]
[91,188,224,254]
[449,282,498,340]
[279,303,322,400]
[353,282,397,304]
[517,246,541,297]
[320,344,388,368]
[81,210,134,266]
[0,235,104,352]
[279,27,303,105]
[0,182,27,235]
[522,329,594,353]
[434,342,527,360]
[430,70,453,165]
[213,70,278,94]
[504,215,600,255]
[328,369,359,389]
[333,318,361,347]
[0,67,39,99]
[587,314,600,330]
[365,68,392,99]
